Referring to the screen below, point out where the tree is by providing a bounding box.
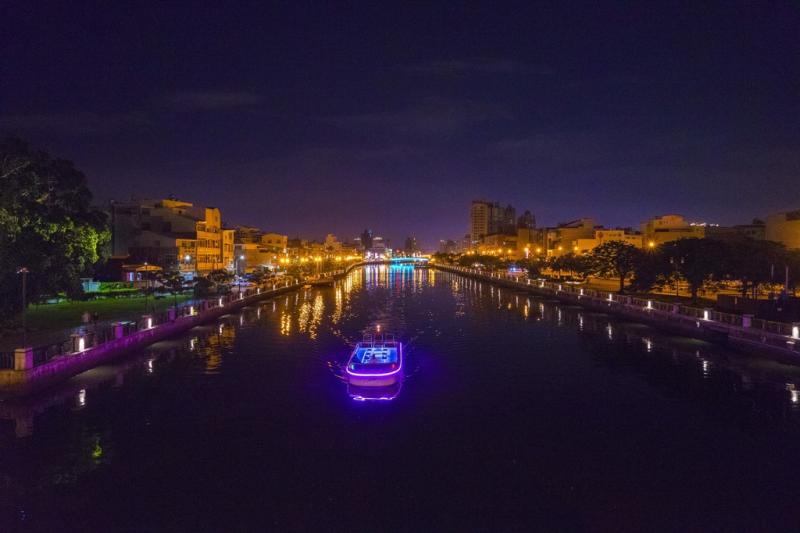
[725,238,788,299]
[589,241,644,293]
[208,269,234,291]
[630,248,670,293]
[659,238,728,303]
[248,270,266,285]
[788,250,800,295]
[518,258,543,279]
[551,253,593,280]
[161,270,187,307]
[456,254,500,269]
[0,138,110,322]
[432,252,455,264]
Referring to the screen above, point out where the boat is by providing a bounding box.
[345,333,403,387]
[302,284,312,289]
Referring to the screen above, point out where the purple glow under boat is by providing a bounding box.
[345,333,403,387]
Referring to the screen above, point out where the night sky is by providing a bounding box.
[2,2,798,248]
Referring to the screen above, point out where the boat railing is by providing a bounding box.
[359,332,397,348]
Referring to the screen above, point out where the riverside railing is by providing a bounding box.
[7,280,312,372]
[438,265,800,354]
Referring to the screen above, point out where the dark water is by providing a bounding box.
[2,265,800,531]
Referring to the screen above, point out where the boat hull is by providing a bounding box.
[347,370,403,387]
[348,381,402,401]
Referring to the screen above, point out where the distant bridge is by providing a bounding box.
[388,256,428,263]
[344,257,429,273]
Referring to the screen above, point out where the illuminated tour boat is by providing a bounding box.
[345,333,403,387]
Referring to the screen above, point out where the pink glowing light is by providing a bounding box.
[345,342,404,377]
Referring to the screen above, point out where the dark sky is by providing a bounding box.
[2,2,798,248]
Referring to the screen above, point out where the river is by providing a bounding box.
[2,265,800,531]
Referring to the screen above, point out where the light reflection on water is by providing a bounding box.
[3,265,800,529]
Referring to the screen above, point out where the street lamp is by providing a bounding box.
[17,267,29,347]
[143,261,150,313]
[238,255,245,293]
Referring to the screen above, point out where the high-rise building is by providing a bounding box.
[517,210,535,229]
[438,239,458,254]
[471,200,535,245]
[498,204,517,235]
[470,200,492,245]
[359,229,374,251]
[404,236,419,253]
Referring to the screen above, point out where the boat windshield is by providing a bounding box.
[350,345,398,365]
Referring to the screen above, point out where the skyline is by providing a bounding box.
[2,2,799,247]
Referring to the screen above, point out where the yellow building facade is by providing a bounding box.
[765,210,800,249]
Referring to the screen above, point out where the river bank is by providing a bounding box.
[434,263,800,363]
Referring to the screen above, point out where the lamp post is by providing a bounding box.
[238,255,245,294]
[184,254,194,278]
[17,267,29,347]
[143,261,150,313]
[670,256,684,297]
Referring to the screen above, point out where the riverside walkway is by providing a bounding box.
[435,264,800,362]
[0,271,346,398]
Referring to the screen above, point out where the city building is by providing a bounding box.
[110,198,225,278]
[262,233,288,252]
[766,210,800,249]
[517,210,535,230]
[470,200,492,245]
[640,214,705,246]
[478,233,517,256]
[573,229,644,254]
[404,236,419,254]
[323,234,342,253]
[495,204,517,235]
[470,200,534,247]
[515,228,542,259]
[704,220,766,242]
[354,230,390,257]
[439,239,458,254]
[546,218,597,256]
[233,227,288,273]
[222,228,235,271]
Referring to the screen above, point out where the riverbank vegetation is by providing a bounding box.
[0,138,110,324]
[435,238,800,304]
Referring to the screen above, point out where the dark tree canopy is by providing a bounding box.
[0,138,109,321]
[660,238,729,302]
[590,241,644,293]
